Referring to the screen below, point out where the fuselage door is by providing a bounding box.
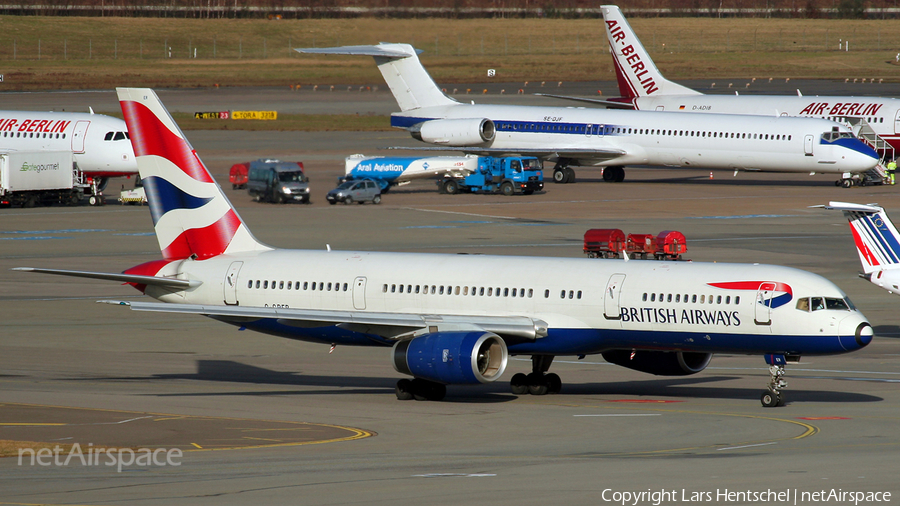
[71,121,90,153]
[803,134,814,156]
[754,282,775,325]
[224,261,243,305]
[604,273,627,320]
[586,124,593,137]
[353,276,367,310]
[894,109,900,135]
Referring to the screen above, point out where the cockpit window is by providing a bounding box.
[796,296,853,312]
[113,131,127,141]
[104,132,114,141]
[821,131,853,142]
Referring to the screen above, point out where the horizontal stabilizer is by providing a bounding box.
[101,300,548,342]
[534,93,636,109]
[13,267,201,289]
[296,44,420,59]
[819,201,883,214]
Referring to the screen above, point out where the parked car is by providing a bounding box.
[326,179,382,205]
[246,159,310,204]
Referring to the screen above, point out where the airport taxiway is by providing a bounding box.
[1,87,900,505]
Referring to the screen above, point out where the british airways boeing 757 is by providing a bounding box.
[15,88,873,407]
[297,43,878,186]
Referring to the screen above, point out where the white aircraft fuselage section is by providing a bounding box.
[148,249,868,357]
[633,96,900,150]
[391,104,878,173]
[0,111,137,177]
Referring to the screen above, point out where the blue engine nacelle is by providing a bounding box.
[392,331,508,385]
[601,350,712,376]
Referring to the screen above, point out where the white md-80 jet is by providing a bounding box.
[0,110,137,203]
[586,5,898,185]
[298,43,878,187]
[14,88,873,407]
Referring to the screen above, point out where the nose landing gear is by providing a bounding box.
[760,354,788,407]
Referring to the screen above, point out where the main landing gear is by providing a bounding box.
[552,159,577,184]
[87,177,108,206]
[602,166,626,183]
[395,378,447,401]
[760,354,788,407]
[510,355,561,396]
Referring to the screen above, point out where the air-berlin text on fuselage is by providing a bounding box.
[606,20,659,95]
[620,307,742,326]
[798,102,883,117]
[0,119,72,133]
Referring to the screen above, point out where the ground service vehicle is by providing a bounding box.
[247,159,310,204]
[229,163,249,189]
[0,151,83,208]
[327,178,382,205]
[438,156,543,196]
[119,176,146,205]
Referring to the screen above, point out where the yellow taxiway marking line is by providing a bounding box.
[191,443,203,449]
[242,437,285,442]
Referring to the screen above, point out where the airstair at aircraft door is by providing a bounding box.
[848,118,893,184]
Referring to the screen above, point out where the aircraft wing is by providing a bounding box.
[100,300,549,343]
[534,93,636,109]
[385,146,627,163]
[13,267,201,289]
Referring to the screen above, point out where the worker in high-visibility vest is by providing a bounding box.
[888,159,898,185]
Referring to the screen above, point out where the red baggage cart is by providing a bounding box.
[626,233,657,259]
[655,230,687,260]
[229,163,249,189]
[583,229,625,258]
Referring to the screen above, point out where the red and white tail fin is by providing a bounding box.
[824,201,900,275]
[117,88,270,261]
[600,5,702,99]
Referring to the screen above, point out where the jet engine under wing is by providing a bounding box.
[101,300,550,343]
[534,93,636,110]
[13,267,201,289]
[386,145,628,163]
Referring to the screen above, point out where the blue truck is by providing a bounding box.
[342,154,543,195]
[438,156,544,196]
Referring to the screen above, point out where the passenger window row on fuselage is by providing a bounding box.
[382,284,534,298]
[494,122,794,141]
[642,292,740,305]
[2,132,66,139]
[246,279,349,292]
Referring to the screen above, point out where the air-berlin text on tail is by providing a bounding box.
[606,20,659,95]
[798,102,883,117]
[0,119,71,133]
[620,307,741,326]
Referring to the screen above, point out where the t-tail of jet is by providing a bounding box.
[600,5,702,100]
[296,44,458,112]
[117,88,271,263]
[823,201,900,295]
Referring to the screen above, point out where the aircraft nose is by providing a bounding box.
[838,317,873,351]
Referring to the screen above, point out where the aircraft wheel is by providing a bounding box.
[553,169,568,184]
[395,379,414,400]
[841,179,852,189]
[564,167,576,183]
[411,378,446,401]
[834,180,842,187]
[88,195,99,206]
[510,373,529,395]
[373,194,382,205]
[546,373,562,394]
[614,167,626,182]
[527,372,549,396]
[603,168,615,182]
[760,389,780,408]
